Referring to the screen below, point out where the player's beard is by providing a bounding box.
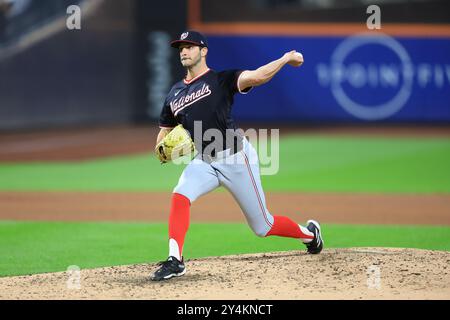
[182,50,202,69]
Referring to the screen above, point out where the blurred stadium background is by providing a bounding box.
[1,0,449,129]
[0,0,450,281]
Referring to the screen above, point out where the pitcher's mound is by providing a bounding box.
[1,248,449,300]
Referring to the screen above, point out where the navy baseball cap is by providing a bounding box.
[171,30,208,48]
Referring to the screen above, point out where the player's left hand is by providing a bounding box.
[283,50,304,67]
[155,124,195,163]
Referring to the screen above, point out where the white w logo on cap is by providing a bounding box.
[181,32,189,40]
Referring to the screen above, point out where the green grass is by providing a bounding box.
[0,153,185,191]
[0,136,449,193]
[265,136,450,193]
[1,221,449,277]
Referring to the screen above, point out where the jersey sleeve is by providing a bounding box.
[219,69,253,96]
[158,100,177,129]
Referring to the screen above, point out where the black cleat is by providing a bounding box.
[150,256,186,281]
[305,220,324,254]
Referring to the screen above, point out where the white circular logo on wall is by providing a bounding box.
[180,32,189,40]
[330,33,414,120]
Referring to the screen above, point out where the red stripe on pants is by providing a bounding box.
[241,151,273,228]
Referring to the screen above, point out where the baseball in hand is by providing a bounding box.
[285,50,304,67]
[292,52,304,67]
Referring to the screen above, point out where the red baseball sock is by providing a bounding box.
[266,215,314,242]
[168,193,191,260]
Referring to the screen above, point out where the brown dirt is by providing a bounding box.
[0,125,158,162]
[1,191,449,225]
[1,248,449,300]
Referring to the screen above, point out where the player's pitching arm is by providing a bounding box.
[238,50,304,91]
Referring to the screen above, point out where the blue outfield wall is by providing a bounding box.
[206,34,450,123]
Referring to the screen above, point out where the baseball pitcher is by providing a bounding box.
[151,30,323,281]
